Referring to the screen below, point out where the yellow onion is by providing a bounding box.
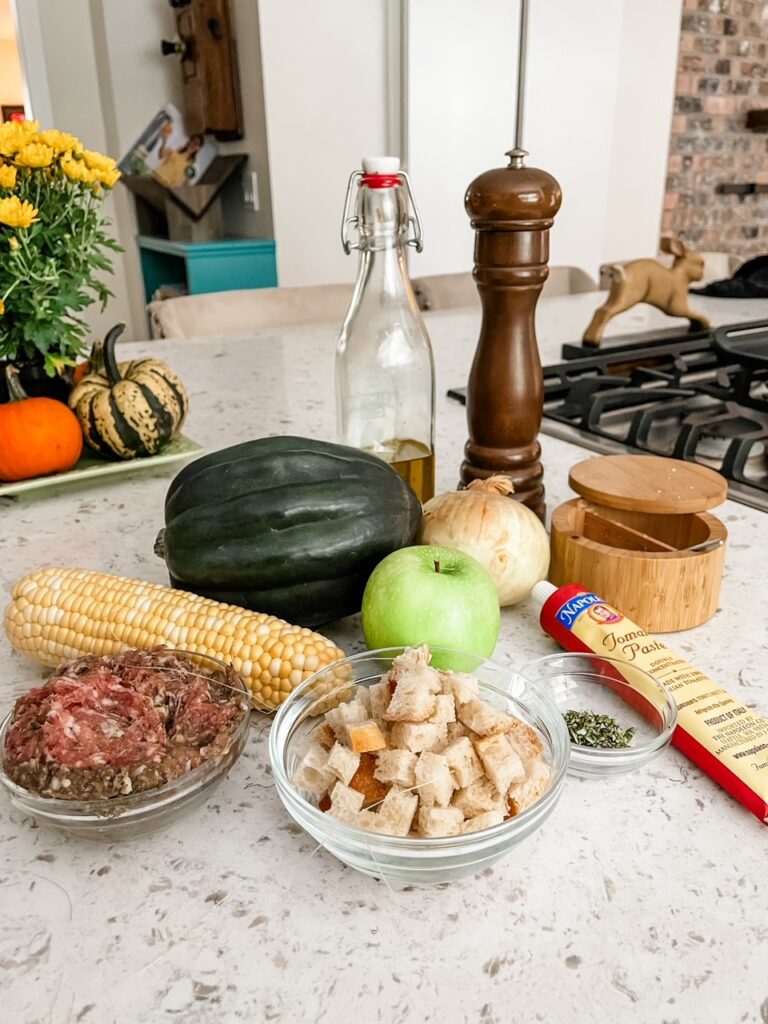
[418,476,550,606]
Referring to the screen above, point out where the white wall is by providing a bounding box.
[602,0,683,263]
[219,0,274,240]
[407,0,520,280]
[259,0,682,285]
[406,0,682,282]
[258,0,390,287]
[91,0,184,338]
[523,0,625,278]
[0,38,24,106]
[526,0,683,273]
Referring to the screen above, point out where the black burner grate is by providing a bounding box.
[540,321,768,510]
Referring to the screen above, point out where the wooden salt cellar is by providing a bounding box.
[461,148,562,519]
[549,455,728,632]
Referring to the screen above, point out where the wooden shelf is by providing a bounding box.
[715,182,768,197]
[746,109,768,132]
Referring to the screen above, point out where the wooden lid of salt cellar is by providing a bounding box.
[568,455,728,516]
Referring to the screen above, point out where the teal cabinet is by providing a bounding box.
[137,236,278,303]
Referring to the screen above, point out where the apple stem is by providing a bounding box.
[434,560,441,574]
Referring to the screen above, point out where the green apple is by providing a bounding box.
[361,545,500,670]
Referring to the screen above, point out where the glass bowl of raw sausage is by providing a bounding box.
[0,648,250,841]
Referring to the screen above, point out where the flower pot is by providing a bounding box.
[0,359,71,404]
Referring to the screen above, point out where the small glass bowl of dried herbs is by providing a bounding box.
[518,653,677,778]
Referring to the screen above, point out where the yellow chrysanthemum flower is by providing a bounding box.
[16,142,54,168]
[0,163,16,189]
[0,195,39,229]
[82,148,118,174]
[60,151,94,184]
[92,165,121,189]
[37,129,83,155]
[0,118,40,153]
[0,298,5,316]
[0,122,31,157]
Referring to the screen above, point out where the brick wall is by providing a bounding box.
[663,0,768,258]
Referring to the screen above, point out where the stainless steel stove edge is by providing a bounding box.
[539,420,768,513]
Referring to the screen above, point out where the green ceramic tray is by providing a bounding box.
[0,434,203,497]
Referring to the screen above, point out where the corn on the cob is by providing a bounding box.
[4,567,346,711]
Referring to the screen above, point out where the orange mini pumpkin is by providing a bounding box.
[0,367,83,482]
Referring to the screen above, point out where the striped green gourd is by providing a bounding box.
[69,323,188,459]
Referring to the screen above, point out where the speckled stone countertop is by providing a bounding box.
[2,293,767,1024]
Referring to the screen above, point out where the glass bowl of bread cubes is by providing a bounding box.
[269,645,569,884]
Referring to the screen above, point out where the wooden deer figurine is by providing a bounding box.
[583,237,710,346]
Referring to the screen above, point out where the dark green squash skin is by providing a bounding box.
[160,436,423,627]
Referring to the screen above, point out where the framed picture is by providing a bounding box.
[1,105,26,123]
[119,103,215,188]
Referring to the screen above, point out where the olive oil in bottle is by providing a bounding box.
[364,439,435,502]
[336,157,436,500]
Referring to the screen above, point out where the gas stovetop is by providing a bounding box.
[539,320,768,511]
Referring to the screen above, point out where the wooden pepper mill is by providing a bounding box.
[461,147,562,519]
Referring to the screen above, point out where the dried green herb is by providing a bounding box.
[563,709,635,749]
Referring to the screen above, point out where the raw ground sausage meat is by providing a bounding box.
[3,647,248,799]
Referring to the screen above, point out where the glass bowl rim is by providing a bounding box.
[519,651,678,762]
[0,648,251,817]
[269,645,571,849]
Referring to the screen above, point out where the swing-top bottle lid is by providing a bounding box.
[361,156,401,188]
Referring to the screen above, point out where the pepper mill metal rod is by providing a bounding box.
[515,0,529,151]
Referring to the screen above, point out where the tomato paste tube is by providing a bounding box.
[532,581,768,824]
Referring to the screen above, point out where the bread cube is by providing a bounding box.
[388,648,442,695]
[389,721,448,753]
[446,721,473,743]
[378,786,419,836]
[414,751,454,808]
[474,734,525,794]
[506,718,545,764]
[429,694,456,724]
[351,809,393,834]
[347,719,387,754]
[440,671,479,705]
[309,722,337,750]
[369,680,391,722]
[461,810,504,834]
[325,741,361,786]
[443,736,484,788]
[452,776,506,818]
[290,743,335,799]
[374,748,417,788]
[416,805,465,838]
[384,677,436,723]
[457,699,516,737]
[325,698,369,741]
[507,758,551,815]
[326,781,365,822]
[355,685,373,715]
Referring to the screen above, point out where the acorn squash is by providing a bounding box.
[156,436,422,627]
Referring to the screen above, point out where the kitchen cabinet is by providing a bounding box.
[137,235,277,304]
